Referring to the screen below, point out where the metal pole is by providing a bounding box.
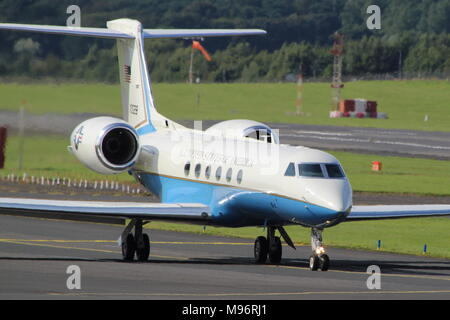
[18,106,25,170]
[296,73,303,115]
[189,46,194,84]
[0,127,7,169]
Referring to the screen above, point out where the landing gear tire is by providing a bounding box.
[319,254,330,272]
[254,236,268,264]
[309,254,320,271]
[122,233,136,261]
[309,254,330,271]
[268,236,282,264]
[136,233,150,262]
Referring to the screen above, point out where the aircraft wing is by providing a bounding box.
[346,205,450,221]
[0,197,211,223]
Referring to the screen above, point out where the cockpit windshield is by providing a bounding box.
[298,164,324,178]
[296,163,345,179]
[325,164,345,178]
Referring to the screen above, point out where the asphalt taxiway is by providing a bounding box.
[0,213,449,300]
[202,120,450,160]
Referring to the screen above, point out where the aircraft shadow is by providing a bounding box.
[283,258,450,277]
[1,255,449,278]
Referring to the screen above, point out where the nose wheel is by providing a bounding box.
[309,253,330,271]
[309,228,330,271]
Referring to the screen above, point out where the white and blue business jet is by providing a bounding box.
[1,19,450,271]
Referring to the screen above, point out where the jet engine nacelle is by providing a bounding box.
[70,116,140,175]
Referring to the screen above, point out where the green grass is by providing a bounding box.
[3,135,450,195]
[333,151,450,195]
[0,83,121,115]
[146,217,450,259]
[1,80,450,131]
[1,135,133,182]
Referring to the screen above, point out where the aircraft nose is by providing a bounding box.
[304,179,352,213]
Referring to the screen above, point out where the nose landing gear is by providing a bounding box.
[309,228,329,271]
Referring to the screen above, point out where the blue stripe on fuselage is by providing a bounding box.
[137,172,343,228]
[136,36,156,135]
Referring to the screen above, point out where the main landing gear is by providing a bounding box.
[309,228,329,272]
[253,226,330,271]
[254,226,294,264]
[121,219,150,262]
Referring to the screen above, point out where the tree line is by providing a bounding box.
[0,0,449,82]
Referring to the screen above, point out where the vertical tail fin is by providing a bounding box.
[107,19,162,135]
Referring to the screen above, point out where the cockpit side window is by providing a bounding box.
[284,163,296,177]
[298,164,324,178]
[325,164,345,178]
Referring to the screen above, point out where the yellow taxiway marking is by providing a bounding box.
[49,290,450,297]
[0,239,114,243]
[0,239,118,254]
[0,239,188,261]
[0,239,253,246]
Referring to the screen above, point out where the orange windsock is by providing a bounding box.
[192,41,212,61]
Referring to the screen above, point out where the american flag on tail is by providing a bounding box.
[124,65,131,83]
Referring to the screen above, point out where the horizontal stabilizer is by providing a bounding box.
[143,29,266,39]
[347,205,450,221]
[0,23,266,40]
[0,197,211,222]
[0,23,133,39]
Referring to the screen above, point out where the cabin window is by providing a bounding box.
[205,165,211,179]
[226,168,233,182]
[237,169,243,184]
[325,164,345,178]
[195,164,201,178]
[284,163,296,177]
[298,163,324,178]
[184,162,191,176]
[215,167,222,181]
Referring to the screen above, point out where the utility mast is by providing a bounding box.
[330,32,344,111]
[296,71,303,115]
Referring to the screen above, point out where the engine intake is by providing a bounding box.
[70,117,140,174]
[98,125,138,168]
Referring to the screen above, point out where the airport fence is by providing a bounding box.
[0,172,147,195]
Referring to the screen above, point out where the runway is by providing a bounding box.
[1,214,449,300]
[272,123,450,160]
[195,120,450,160]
